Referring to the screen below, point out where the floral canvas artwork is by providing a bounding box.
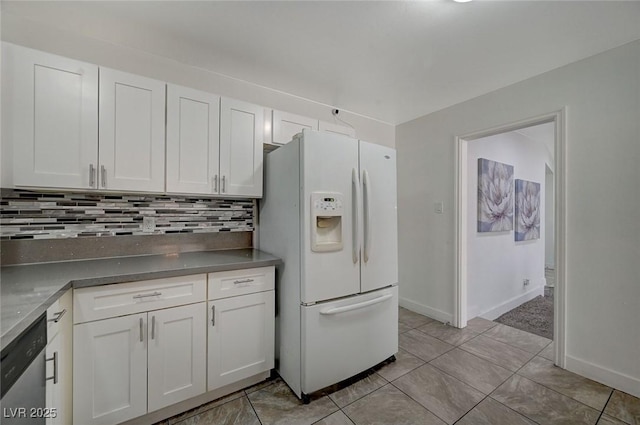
[477,158,514,232]
[515,179,541,241]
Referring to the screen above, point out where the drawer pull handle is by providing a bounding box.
[45,351,58,384]
[139,318,144,342]
[151,316,156,340]
[211,305,215,327]
[48,309,67,323]
[233,278,254,285]
[133,292,162,300]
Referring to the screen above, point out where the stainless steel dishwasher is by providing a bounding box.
[1,314,47,425]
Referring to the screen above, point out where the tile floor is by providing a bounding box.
[156,308,640,425]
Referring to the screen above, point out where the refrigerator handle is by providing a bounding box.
[363,169,371,263]
[352,168,361,263]
[320,293,393,315]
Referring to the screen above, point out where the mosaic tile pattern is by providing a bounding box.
[0,189,254,240]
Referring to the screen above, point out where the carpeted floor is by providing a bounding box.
[495,290,554,340]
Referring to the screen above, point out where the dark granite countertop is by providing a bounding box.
[0,248,281,349]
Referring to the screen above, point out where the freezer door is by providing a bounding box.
[301,286,398,395]
[301,130,360,303]
[359,141,399,292]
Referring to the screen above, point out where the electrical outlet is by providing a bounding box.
[523,278,530,286]
[142,216,156,233]
[434,201,444,214]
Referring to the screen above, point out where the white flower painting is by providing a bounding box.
[515,179,541,241]
[478,158,514,232]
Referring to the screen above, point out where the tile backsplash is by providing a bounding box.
[0,189,254,240]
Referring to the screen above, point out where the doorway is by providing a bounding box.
[454,110,566,367]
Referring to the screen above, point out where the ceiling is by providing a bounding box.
[3,1,640,125]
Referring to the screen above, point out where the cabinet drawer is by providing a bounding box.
[74,274,206,324]
[47,290,72,343]
[208,267,274,300]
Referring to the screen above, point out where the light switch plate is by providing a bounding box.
[434,201,444,214]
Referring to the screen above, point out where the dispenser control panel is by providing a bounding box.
[313,196,343,214]
[311,192,344,252]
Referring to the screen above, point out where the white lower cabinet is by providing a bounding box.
[73,313,148,425]
[147,303,207,412]
[207,291,275,391]
[45,290,72,425]
[73,269,274,425]
[74,304,206,425]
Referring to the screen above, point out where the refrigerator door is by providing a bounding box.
[301,130,360,304]
[301,286,398,396]
[359,141,399,293]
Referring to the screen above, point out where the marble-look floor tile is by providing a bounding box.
[604,390,640,424]
[518,356,612,410]
[430,348,512,394]
[399,329,453,362]
[399,307,433,329]
[417,321,478,346]
[597,414,629,425]
[459,335,535,372]
[245,377,279,394]
[313,411,355,425]
[456,397,536,425]
[377,349,425,382]
[177,396,260,425]
[398,321,413,334]
[539,341,555,360]
[393,364,484,424]
[466,317,498,334]
[343,384,445,425]
[167,389,245,424]
[247,380,338,425]
[492,375,600,424]
[328,372,387,408]
[483,323,551,354]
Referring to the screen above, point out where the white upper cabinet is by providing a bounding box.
[166,84,221,194]
[319,120,357,138]
[4,43,99,189]
[99,68,166,192]
[220,98,264,197]
[272,110,318,145]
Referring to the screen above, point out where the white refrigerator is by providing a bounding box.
[259,130,398,400]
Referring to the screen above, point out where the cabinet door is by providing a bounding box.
[207,291,275,391]
[166,84,220,194]
[147,303,206,412]
[319,120,356,138]
[45,333,62,425]
[73,313,147,425]
[99,68,165,192]
[45,290,72,425]
[272,110,318,145]
[4,43,98,189]
[219,98,264,197]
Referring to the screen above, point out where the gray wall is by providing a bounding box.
[396,40,640,396]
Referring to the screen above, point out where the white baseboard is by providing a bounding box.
[399,297,453,324]
[478,285,544,321]
[565,355,640,398]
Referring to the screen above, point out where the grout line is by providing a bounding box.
[595,390,615,424]
[245,394,265,425]
[388,380,452,425]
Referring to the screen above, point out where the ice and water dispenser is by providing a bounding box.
[311,192,343,252]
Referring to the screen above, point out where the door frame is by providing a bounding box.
[453,109,566,367]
